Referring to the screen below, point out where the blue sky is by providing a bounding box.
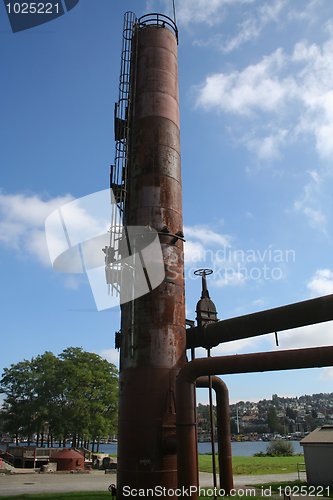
[1,0,333,405]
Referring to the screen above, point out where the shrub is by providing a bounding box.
[266,440,294,456]
[253,451,265,457]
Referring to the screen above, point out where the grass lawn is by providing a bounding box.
[255,481,333,498]
[0,494,261,500]
[199,454,302,475]
[0,494,110,500]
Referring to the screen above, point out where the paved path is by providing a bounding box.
[0,471,115,496]
[200,471,300,487]
[0,471,302,497]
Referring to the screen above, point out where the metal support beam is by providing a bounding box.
[186,293,333,349]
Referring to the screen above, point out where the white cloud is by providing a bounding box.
[147,0,256,27]
[245,128,288,160]
[196,49,291,116]
[302,207,326,227]
[195,31,333,162]
[194,1,323,54]
[293,171,327,231]
[184,225,248,288]
[287,0,323,24]
[184,225,291,288]
[259,0,286,24]
[214,270,246,287]
[273,270,333,349]
[194,336,259,358]
[222,17,260,53]
[307,269,333,296]
[0,190,115,282]
[184,225,231,278]
[0,191,73,266]
[252,298,265,308]
[321,367,333,380]
[64,275,83,290]
[279,321,333,350]
[177,0,227,26]
[193,328,292,358]
[100,348,119,367]
[185,225,231,246]
[221,0,287,53]
[184,240,205,263]
[194,319,332,358]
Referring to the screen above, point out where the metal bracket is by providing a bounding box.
[158,227,185,244]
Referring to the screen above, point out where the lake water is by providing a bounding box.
[97,440,303,457]
[198,440,303,456]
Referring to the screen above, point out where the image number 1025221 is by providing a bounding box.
[4,0,80,32]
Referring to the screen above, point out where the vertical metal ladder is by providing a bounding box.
[105,12,137,294]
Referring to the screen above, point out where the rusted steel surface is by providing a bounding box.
[187,293,333,349]
[117,23,186,496]
[196,377,233,494]
[176,346,333,498]
[54,449,84,471]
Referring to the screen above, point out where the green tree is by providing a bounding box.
[0,348,118,449]
[286,406,297,420]
[58,347,118,448]
[267,406,283,434]
[33,352,64,446]
[0,352,67,446]
[0,410,4,434]
[0,359,40,443]
[266,439,294,456]
[311,409,318,419]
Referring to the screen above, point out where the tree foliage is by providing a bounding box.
[0,348,118,447]
[267,406,283,434]
[266,439,294,456]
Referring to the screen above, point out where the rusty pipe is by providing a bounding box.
[186,293,333,349]
[176,346,333,498]
[196,377,233,494]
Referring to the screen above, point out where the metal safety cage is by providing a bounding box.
[138,13,178,43]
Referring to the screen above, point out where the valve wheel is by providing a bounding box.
[108,483,116,493]
[194,268,213,276]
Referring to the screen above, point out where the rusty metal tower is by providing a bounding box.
[113,12,186,496]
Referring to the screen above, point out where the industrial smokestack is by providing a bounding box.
[116,13,186,496]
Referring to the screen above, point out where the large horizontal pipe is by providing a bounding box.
[176,346,333,498]
[186,293,333,349]
[196,377,233,494]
